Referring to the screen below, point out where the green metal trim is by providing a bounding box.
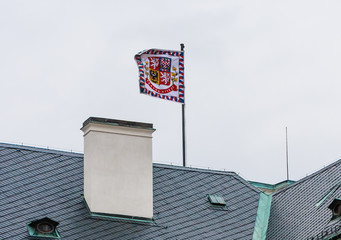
[82,195,154,224]
[316,181,341,208]
[252,192,272,240]
[26,224,36,236]
[250,180,295,191]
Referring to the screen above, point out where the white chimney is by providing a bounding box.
[81,117,155,219]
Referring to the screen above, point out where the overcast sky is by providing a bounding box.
[1,0,341,184]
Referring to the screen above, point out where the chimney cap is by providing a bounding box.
[82,117,154,130]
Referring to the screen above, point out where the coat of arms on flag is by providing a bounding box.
[135,49,184,103]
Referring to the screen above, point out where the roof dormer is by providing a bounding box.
[328,198,341,220]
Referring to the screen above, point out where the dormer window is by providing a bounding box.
[328,198,341,220]
[27,217,61,238]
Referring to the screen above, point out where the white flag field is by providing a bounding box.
[135,49,184,103]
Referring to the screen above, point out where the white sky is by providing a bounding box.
[1,0,341,184]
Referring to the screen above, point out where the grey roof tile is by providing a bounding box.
[0,142,260,239]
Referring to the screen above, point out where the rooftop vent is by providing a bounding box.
[27,217,60,239]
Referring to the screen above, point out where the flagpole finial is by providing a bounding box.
[180,43,185,51]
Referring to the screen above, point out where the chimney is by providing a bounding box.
[81,117,155,219]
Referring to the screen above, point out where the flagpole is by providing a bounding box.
[181,43,186,167]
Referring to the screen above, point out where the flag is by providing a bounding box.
[135,49,184,103]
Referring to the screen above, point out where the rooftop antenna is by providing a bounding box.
[286,126,289,180]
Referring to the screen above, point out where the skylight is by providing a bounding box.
[208,194,226,206]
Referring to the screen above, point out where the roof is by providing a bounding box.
[266,158,341,239]
[0,142,261,239]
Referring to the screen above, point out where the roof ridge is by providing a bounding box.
[0,142,252,178]
[153,163,261,194]
[0,142,260,194]
[153,162,236,175]
[0,142,83,158]
[273,158,341,195]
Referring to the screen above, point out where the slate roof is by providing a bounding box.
[266,159,341,240]
[0,142,261,239]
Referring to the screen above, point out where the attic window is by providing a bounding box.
[208,194,226,206]
[27,217,61,239]
[328,198,341,220]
